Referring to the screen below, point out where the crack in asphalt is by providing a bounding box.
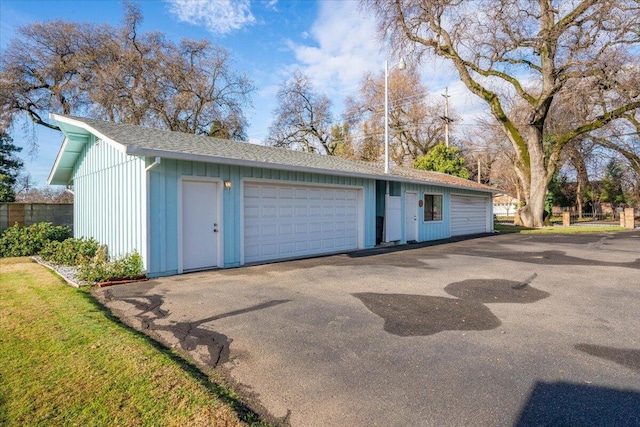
[111,295,291,368]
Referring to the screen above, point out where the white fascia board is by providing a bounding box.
[49,114,128,154]
[47,136,71,185]
[125,146,496,195]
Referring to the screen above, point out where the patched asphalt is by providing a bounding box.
[94,230,640,427]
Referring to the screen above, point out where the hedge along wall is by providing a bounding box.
[0,203,73,234]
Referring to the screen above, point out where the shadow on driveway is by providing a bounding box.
[515,381,640,426]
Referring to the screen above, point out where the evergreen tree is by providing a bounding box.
[414,143,470,179]
[600,160,626,210]
[0,130,23,202]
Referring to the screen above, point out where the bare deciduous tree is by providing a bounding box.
[363,0,640,226]
[267,71,336,154]
[592,114,640,182]
[0,2,253,141]
[344,67,447,165]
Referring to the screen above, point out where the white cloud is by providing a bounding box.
[165,0,255,35]
[275,1,498,137]
[287,1,384,106]
[286,2,483,119]
[265,0,278,11]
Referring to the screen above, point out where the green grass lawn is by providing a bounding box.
[494,223,626,234]
[0,257,266,427]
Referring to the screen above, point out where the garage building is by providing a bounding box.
[48,115,495,277]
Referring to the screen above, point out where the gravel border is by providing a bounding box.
[32,256,92,287]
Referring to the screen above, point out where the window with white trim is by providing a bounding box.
[424,194,443,221]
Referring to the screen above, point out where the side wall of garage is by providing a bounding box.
[402,182,452,242]
[146,159,376,277]
[72,134,146,263]
[400,185,493,243]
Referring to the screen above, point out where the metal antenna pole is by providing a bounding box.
[384,60,389,174]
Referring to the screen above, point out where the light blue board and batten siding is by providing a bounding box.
[147,159,377,277]
[72,135,145,261]
[400,184,492,243]
[402,182,451,242]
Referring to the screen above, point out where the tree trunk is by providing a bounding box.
[576,180,583,218]
[518,127,551,228]
[568,143,589,218]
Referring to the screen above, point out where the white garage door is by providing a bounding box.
[244,183,360,263]
[451,195,490,236]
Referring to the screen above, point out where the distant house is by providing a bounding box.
[493,193,519,217]
[48,115,496,277]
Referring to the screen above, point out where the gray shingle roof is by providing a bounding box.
[52,115,496,193]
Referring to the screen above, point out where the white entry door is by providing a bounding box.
[181,180,220,271]
[405,192,418,242]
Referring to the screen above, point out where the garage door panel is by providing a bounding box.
[263,224,277,236]
[245,186,260,198]
[279,187,293,198]
[245,206,260,218]
[244,244,260,259]
[262,206,277,217]
[280,242,294,254]
[279,224,293,235]
[279,205,293,217]
[245,225,260,239]
[309,189,321,199]
[262,187,277,198]
[263,244,277,257]
[244,183,359,263]
[309,222,322,233]
[322,190,335,200]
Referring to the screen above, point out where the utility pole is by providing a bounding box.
[441,87,451,147]
[477,158,481,184]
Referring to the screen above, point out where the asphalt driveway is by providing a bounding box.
[94,231,640,426]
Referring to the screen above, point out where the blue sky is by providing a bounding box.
[0,0,482,186]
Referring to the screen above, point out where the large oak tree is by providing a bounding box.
[363,0,640,226]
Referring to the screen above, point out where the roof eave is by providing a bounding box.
[126,146,496,194]
[50,113,128,154]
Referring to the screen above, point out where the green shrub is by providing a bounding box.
[109,251,143,280]
[0,222,72,257]
[40,237,101,266]
[77,250,144,284]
